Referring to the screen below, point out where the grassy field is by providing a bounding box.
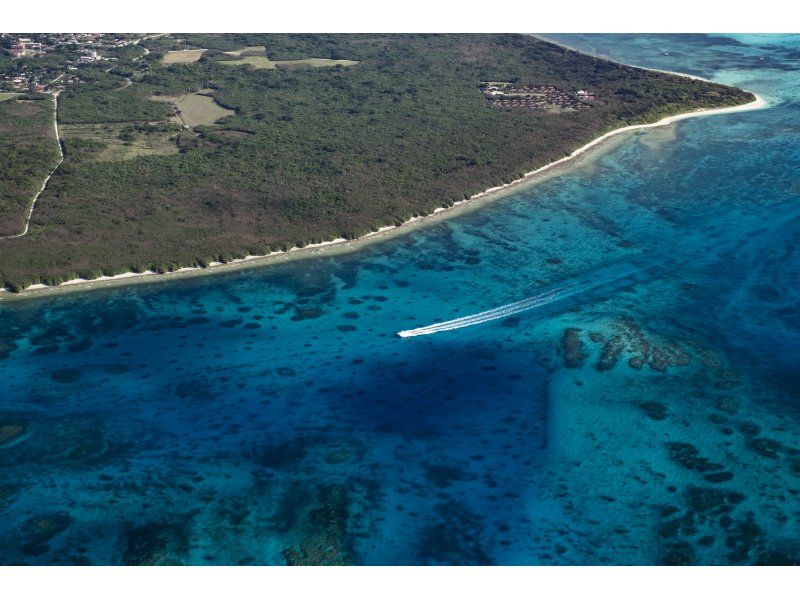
[162,49,207,64]
[223,46,267,56]
[149,92,233,127]
[0,93,20,102]
[175,93,235,126]
[281,58,359,68]
[219,53,359,70]
[60,123,180,161]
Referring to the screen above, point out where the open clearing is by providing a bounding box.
[223,46,267,56]
[151,92,235,127]
[0,93,20,102]
[176,93,234,126]
[218,50,358,70]
[162,49,207,64]
[61,123,180,161]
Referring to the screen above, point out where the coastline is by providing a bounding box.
[0,88,766,302]
[530,34,711,81]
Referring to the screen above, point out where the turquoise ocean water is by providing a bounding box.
[1,34,798,565]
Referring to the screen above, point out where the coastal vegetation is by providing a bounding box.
[0,95,60,237]
[59,122,181,161]
[0,34,754,291]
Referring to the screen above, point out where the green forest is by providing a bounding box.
[0,34,754,291]
[0,95,60,237]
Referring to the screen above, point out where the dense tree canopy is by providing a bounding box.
[0,96,60,237]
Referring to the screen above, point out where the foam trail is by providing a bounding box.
[397,263,645,337]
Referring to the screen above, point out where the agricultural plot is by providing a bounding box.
[175,93,235,127]
[218,48,358,69]
[283,58,360,68]
[162,49,207,64]
[0,93,20,102]
[151,92,234,127]
[223,46,267,56]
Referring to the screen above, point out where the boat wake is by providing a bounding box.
[397,261,652,337]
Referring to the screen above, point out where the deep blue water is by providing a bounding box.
[1,34,799,565]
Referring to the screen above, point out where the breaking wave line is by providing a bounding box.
[397,262,647,337]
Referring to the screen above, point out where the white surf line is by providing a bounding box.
[0,91,63,240]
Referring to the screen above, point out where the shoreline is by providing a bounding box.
[0,87,766,302]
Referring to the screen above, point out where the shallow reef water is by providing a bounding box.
[1,34,799,565]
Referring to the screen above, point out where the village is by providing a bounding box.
[479,81,596,110]
[0,33,138,92]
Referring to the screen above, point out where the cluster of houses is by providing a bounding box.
[1,33,130,63]
[2,68,52,93]
[479,82,596,111]
[7,37,44,58]
[0,33,129,92]
[2,66,89,93]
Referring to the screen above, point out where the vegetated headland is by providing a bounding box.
[0,33,757,295]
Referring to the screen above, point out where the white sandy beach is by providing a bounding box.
[0,83,766,300]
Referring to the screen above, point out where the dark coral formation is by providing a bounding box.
[0,484,21,511]
[281,484,354,565]
[560,328,588,368]
[417,500,492,565]
[424,463,477,489]
[0,338,16,360]
[615,318,691,372]
[686,486,745,518]
[639,401,667,421]
[666,442,724,474]
[654,484,800,566]
[596,335,624,371]
[0,412,127,470]
[0,417,27,446]
[660,540,696,565]
[123,520,190,565]
[253,439,309,470]
[50,368,81,384]
[747,437,788,460]
[587,317,694,373]
[20,512,72,556]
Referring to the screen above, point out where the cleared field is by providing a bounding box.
[149,92,233,127]
[175,93,235,127]
[219,53,358,70]
[223,46,267,56]
[281,58,359,68]
[60,123,180,161]
[0,93,20,102]
[162,49,207,64]
[219,55,277,69]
